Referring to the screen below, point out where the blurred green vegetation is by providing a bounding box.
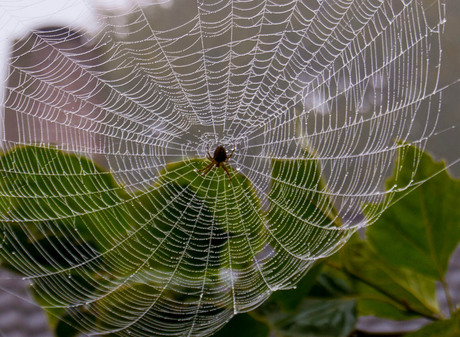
[0,144,458,336]
[215,144,460,337]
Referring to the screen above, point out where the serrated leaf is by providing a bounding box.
[367,144,460,279]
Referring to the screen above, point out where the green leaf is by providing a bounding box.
[367,144,460,279]
[125,182,222,277]
[0,146,270,335]
[76,158,268,333]
[341,236,439,320]
[212,314,269,337]
[405,311,460,337]
[267,156,345,260]
[149,159,270,290]
[257,297,356,337]
[0,146,132,257]
[0,146,362,336]
[0,146,133,328]
[271,299,356,337]
[158,158,267,243]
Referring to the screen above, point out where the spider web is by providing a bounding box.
[0,0,455,336]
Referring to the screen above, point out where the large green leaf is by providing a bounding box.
[156,159,268,268]
[0,146,131,316]
[267,156,345,259]
[85,156,270,335]
[340,235,439,320]
[144,159,270,292]
[0,146,132,259]
[55,155,265,335]
[0,146,137,334]
[367,144,460,279]
[320,145,460,322]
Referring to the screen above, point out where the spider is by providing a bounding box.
[197,144,235,183]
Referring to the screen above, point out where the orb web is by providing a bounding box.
[0,0,451,336]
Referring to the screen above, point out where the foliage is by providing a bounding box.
[0,144,458,336]
[213,143,460,337]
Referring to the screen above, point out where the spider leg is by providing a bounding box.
[221,163,232,183]
[206,144,212,160]
[202,163,215,176]
[227,141,236,159]
[197,161,214,175]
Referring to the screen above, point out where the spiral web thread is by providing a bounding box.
[0,0,450,336]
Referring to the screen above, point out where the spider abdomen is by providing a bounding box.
[213,145,228,163]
